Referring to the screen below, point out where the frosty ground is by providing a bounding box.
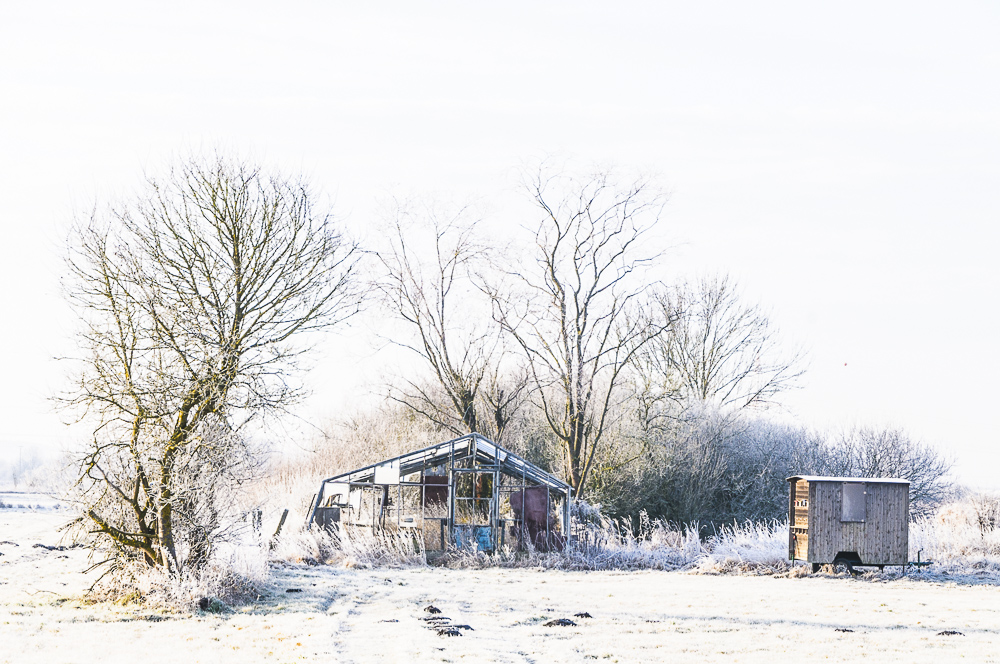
[2,508,999,663]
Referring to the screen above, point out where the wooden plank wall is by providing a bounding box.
[789,480,810,560]
[788,481,795,558]
[807,481,908,565]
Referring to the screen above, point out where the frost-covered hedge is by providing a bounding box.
[907,494,1000,582]
[270,494,1000,583]
[92,492,1000,608]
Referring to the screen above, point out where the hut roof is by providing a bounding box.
[786,475,910,485]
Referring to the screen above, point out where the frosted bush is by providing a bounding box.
[571,498,604,525]
[181,492,1000,593]
[694,520,790,575]
[908,494,1000,581]
[554,516,704,571]
[92,543,270,608]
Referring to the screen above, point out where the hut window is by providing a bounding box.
[841,483,866,522]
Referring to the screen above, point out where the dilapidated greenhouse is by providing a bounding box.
[308,433,572,553]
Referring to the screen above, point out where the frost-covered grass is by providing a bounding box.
[428,514,705,571]
[10,488,1000,620]
[271,523,425,569]
[691,495,1000,581]
[267,515,780,575]
[267,497,1000,581]
[906,494,1000,583]
[94,564,262,609]
[7,503,1000,662]
[87,544,272,608]
[694,520,791,575]
[4,512,1000,664]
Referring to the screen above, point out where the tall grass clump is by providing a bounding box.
[693,520,790,575]
[566,510,705,571]
[270,525,425,569]
[423,504,705,571]
[88,540,270,609]
[908,493,1000,581]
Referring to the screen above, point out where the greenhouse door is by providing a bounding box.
[450,468,497,552]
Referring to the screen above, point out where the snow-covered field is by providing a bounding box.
[0,491,68,511]
[3,508,1000,663]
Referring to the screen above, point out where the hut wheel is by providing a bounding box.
[832,555,860,576]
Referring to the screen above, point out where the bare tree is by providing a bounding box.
[478,364,532,444]
[825,426,953,518]
[489,164,671,494]
[635,275,803,429]
[373,200,528,443]
[62,154,360,576]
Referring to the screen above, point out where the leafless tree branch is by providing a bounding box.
[60,153,361,575]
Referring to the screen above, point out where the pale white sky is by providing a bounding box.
[1,1,998,486]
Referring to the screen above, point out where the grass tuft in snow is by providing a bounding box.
[82,492,1000,609]
[270,524,425,569]
[88,545,270,610]
[907,494,1000,582]
[694,520,791,575]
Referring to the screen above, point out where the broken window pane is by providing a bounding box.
[456,473,474,498]
[373,459,400,484]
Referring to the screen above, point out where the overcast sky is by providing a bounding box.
[1,1,998,486]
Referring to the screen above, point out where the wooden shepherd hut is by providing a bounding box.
[788,475,909,572]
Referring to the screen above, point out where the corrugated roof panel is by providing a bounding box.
[319,433,570,494]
